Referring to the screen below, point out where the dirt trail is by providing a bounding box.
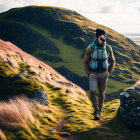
[55,118,68,132]
[97,120,107,127]
[55,109,110,140]
[55,118,80,140]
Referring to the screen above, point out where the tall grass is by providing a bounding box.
[0,95,56,140]
[0,129,6,140]
[0,96,34,129]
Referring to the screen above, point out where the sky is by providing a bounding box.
[0,0,140,34]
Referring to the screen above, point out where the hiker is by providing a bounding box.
[83,28,115,120]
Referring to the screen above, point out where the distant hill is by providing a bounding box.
[0,6,139,93]
[123,33,140,46]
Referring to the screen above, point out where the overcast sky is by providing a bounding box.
[0,0,140,34]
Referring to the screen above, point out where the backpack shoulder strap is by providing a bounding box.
[106,44,110,57]
[90,43,94,54]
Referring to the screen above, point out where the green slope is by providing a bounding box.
[0,6,139,92]
[0,61,140,140]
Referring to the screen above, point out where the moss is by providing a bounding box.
[0,63,42,100]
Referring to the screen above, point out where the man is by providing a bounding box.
[83,28,115,120]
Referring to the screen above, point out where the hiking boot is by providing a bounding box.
[94,109,100,120]
[99,108,103,117]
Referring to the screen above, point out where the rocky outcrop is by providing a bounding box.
[119,79,140,128]
[30,89,49,105]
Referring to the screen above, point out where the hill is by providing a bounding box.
[0,39,86,100]
[0,6,139,94]
[0,39,86,139]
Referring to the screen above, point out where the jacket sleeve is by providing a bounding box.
[108,46,115,74]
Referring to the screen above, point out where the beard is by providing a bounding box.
[100,36,106,42]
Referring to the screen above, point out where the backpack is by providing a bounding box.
[88,43,110,73]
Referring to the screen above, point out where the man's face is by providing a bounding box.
[100,34,106,42]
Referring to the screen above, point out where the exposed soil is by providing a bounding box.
[55,118,68,132]
[55,118,81,140]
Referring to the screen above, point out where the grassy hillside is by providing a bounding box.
[0,6,139,92]
[0,60,140,140]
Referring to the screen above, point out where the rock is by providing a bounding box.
[119,82,140,128]
[14,70,27,80]
[39,65,43,69]
[135,86,140,91]
[66,89,71,94]
[6,54,11,57]
[57,81,73,87]
[20,70,27,75]
[30,89,49,105]
[14,74,24,80]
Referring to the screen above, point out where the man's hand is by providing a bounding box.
[88,73,95,78]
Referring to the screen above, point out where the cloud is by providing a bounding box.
[0,0,24,12]
[99,6,113,13]
[0,0,140,33]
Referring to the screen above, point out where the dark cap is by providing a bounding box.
[96,28,106,38]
